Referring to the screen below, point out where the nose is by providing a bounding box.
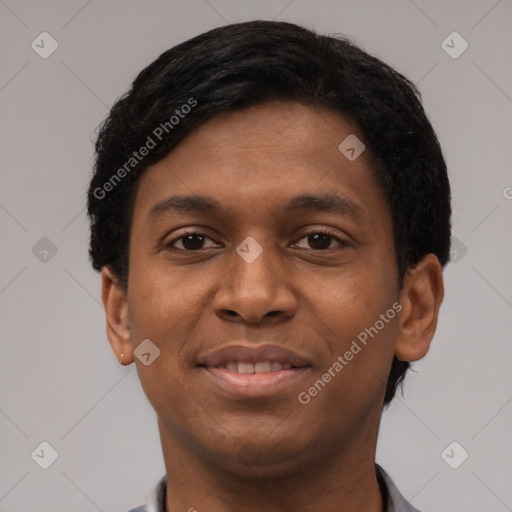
[212,240,298,326]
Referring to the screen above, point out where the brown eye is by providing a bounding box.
[307,233,332,250]
[179,234,207,250]
[167,231,217,251]
[294,231,349,250]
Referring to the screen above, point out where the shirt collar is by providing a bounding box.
[136,465,420,512]
[376,464,421,512]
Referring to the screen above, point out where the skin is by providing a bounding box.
[101,101,444,512]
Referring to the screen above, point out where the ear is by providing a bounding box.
[101,266,134,365]
[395,254,444,362]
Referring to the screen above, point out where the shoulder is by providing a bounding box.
[376,464,422,512]
[124,475,167,512]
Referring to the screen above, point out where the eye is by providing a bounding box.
[165,228,350,252]
[293,230,350,250]
[166,230,219,251]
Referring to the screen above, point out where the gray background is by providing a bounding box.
[1,0,511,511]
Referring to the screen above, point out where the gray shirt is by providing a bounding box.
[126,464,420,512]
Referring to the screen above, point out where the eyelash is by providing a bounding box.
[166,228,350,251]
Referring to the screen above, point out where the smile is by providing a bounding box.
[211,361,296,373]
[197,343,312,397]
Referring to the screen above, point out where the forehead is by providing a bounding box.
[133,100,386,222]
[178,101,368,172]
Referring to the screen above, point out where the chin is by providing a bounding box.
[197,433,319,480]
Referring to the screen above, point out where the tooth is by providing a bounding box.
[254,361,271,374]
[226,361,238,372]
[281,363,292,370]
[215,363,226,369]
[237,362,255,374]
[270,361,282,372]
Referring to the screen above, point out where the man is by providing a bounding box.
[87,20,451,512]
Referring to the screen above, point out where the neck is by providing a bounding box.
[158,415,384,512]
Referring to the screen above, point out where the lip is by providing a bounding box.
[202,366,311,398]
[198,343,311,368]
[197,343,312,398]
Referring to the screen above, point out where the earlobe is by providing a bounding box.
[101,266,134,365]
[394,254,444,362]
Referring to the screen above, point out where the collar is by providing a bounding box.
[376,464,421,512]
[130,464,420,512]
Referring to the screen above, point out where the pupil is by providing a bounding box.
[183,234,204,250]
[309,233,330,250]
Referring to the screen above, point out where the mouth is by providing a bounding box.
[204,360,303,373]
[197,344,312,397]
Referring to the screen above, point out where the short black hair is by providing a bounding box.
[87,20,451,406]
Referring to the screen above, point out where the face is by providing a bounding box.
[103,101,439,477]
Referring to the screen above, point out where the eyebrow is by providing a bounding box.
[148,193,367,222]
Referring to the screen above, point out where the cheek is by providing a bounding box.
[128,262,201,331]
[127,262,218,385]
[309,292,399,423]
[302,259,398,375]
[126,268,200,415]
[305,262,393,326]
